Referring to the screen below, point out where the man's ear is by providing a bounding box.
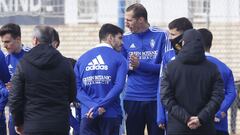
[106,34,113,42]
[16,36,21,44]
[32,37,38,46]
[138,17,145,23]
[16,36,21,40]
[52,41,59,49]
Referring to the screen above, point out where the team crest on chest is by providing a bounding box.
[150,39,155,48]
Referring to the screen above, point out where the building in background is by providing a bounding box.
[0,0,64,24]
[65,0,240,25]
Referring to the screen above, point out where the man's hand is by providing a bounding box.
[129,54,139,70]
[158,123,165,129]
[98,107,106,115]
[214,117,220,123]
[86,107,94,119]
[15,125,23,135]
[5,82,12,91]
[187,116,201,129]
[86,107,106,119]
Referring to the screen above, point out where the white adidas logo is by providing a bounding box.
[8,64,13,69]
[86,55,108,71]
[130,43,136,48]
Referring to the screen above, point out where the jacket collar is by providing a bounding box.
[205,52,212,57]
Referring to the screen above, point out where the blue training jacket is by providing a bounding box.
[0,50,10,83]
[205,53,236,132]
[157,49,175,125]
[0,49,11,113]
[0,47,29,121]
[74,43,128,118]
[122,26,171,101]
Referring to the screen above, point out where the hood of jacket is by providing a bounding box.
[23,44,63,69]
[176,29,205,64]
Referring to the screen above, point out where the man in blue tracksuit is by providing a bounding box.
[157,17,193,130]
[0,49,11,135]
[122,3,171,135]
[198,28,236,135]
[0,23,30,135]
[74,23,128,135]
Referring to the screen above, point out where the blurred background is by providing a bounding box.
[0,0,240,134]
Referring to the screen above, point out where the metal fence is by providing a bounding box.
[230,81,240,134]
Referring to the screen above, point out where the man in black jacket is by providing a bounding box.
[8,25,76,135]
[160,29,224,135]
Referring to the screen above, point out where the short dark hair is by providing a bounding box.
[0,23,21,38]
[99,23,123,41]
[168,17,193,32]
[197,28,213,51]
[33,25,54,45]
[126,3,148,21]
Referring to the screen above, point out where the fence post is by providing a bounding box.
[118,0,125,29]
